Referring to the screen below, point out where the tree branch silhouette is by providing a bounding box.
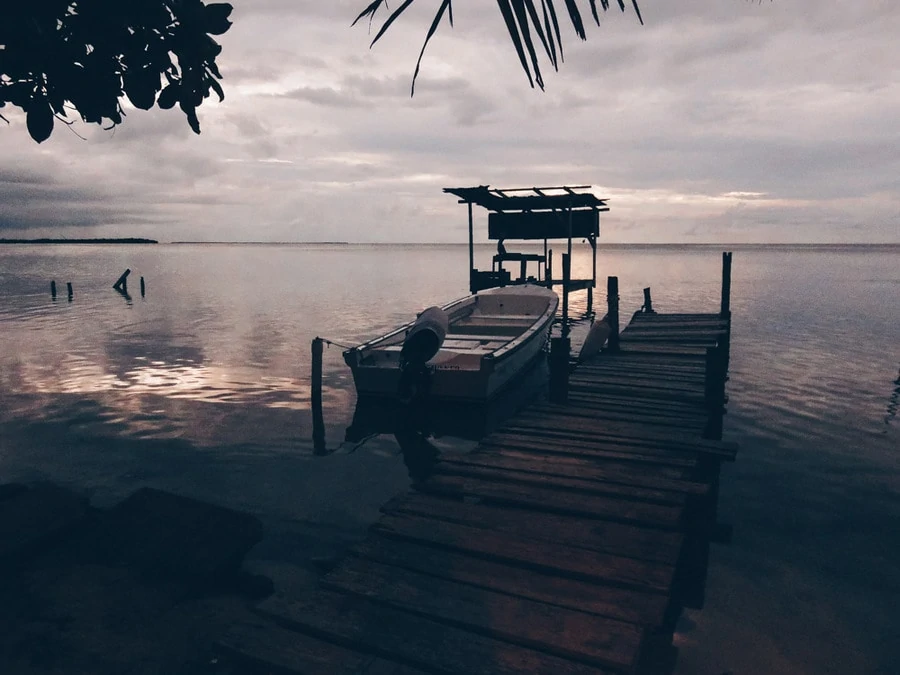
[0,1,233,143]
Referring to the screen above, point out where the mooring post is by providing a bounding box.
[643,287,655,314]
[311,337,326,454]
[546,249,553,286]
[113,268,130,292]
[720,251,732,318]
[66,282,73,300]
[50,280,57,299]
[587,285,593,317]
[561,253,571,338]
[607,276,620,351]
[140,276,145,297]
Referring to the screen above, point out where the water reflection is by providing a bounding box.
[344,357,550,478]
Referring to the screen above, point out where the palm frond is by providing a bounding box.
[354,0,642,93]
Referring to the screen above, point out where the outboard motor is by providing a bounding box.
[399,306,449,401]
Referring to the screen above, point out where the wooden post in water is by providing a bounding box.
[113,268,130,292]
[546,249,553,286]
[704,344,725,439]
[642,287,655,314]
[561,253,571,338]
[311,337,326,454]
[66,282,73,300]
[467,202,475,293]
[720,251,732,318]
[140,276,145,297]
[607,276,620,351]
[50,280,57,299]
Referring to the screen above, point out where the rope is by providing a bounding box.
[315,336,356,350]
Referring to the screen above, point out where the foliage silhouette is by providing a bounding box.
[0,1,232,142]
[354,0,643,94]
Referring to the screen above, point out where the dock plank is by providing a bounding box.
[257,589,618,675]
[431,461,689,506]
[322,557,644,671]
[350,536,670,626]
[415,474,683,529]
[437,451,709,495]
[381,493,684,563]
[374,513,677,592]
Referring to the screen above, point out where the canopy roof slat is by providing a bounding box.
[444,185,609,213]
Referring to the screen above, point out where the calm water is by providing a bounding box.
[1,243,898,673]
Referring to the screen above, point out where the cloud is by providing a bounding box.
[0,1,897,243]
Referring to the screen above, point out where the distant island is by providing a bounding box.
[0,238,158,244]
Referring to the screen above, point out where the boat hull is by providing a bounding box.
[344,285,558,401]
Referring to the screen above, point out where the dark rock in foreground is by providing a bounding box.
[0,482,269,675]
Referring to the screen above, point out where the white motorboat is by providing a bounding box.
[343,284,559,400]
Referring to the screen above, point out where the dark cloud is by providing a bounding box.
[0,1,897,242]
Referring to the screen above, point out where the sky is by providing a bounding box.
[2,0,899,244]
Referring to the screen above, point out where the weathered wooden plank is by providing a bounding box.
[415,475,683,530]
[216,615,422,675]
[504,416,738,459]
[536,405,707,432]
[480,445,692,479]
[493,423,706,456]
[381,493,684,563]
[349,537,671,626]
[567,391,706,414]
[257,589,617,675]
[572,364,705,384]
[374,513,677,592]
[564,397,708,423]
[432,461,688,506]
[437,451,709,495]
[480,435,700,469]
[322,557,644,671]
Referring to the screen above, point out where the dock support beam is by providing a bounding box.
[561,253,571,338]
[311,337,326,454]
[607,276,619,352]
[467,203,475,293]
[50,280,57,299]
[642,287,655,314]
[720,251,732,318]
[704,344,726,440]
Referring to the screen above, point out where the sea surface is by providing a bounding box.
[1,243,898,674]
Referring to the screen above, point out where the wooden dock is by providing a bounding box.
[218,285,735,674]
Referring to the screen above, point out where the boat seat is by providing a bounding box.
[470,313,538,320]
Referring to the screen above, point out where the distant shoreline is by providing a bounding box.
[0,238,158,245]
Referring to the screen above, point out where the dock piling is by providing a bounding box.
[311,337,326,454]
[720,252,732,318]
[66,282,73,300]
[561,253,571,338]
[642,287,655,314]
[140,276,145,297]
[50,280,57,299]
[607,276,620,351]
